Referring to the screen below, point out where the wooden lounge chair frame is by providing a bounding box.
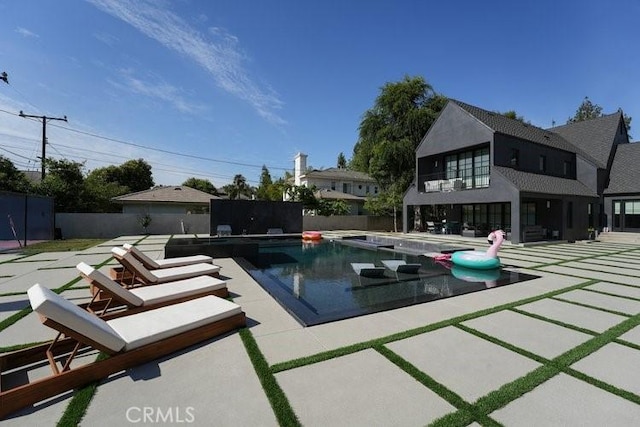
[122,243,213,270]
[0,299,245,419]
[77,263,229,317]
[111,247,219,287]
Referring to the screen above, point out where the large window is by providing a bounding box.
[521,202,536,226]
[625,201,640,228]
[444,147,490,189]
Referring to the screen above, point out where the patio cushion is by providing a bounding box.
[123,243,213,269]
[129,276,227,305]
[76,262,144,307]
[28,284,126,353]
[107,295,242,351]
[151,264,220,283]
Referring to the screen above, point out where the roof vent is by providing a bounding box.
[543,135,550,139]
[174,187,182,190]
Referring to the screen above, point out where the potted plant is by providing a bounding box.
[587,227,595,240]
[138,213,152,234]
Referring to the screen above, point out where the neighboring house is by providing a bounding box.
[288,152,378,215]
[403,99,631,243]
[112,186,220,214]
[603,141,640,232]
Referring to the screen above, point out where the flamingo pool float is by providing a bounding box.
[436,230,505,270]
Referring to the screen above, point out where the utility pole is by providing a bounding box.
[19,111,67,181]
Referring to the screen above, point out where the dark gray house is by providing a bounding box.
[603,142,640,232]
[403,99,631,243]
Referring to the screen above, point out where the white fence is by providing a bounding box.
[55,213,396,238]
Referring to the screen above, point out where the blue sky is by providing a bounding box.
[1,0,639,188]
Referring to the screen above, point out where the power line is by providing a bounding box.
[18,111,67,181]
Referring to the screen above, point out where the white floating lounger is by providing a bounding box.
[123,243,214,269]
[350,263,386,278]
[381,260,421,274]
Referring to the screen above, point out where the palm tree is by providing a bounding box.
[226,174,252,199]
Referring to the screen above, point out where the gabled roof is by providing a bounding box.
[494,166,597,197]
[604,142,640,195]
[549,111,624,169]
[112,186,220,204]
[302,167,376,182]
[451,100,598,164]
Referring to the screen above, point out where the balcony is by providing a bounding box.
[419,166,490,193]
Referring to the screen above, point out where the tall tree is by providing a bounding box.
[0,155,32,193]
[223,174,252,200]
[255,166,275,200]
[35,158,86,212]
[84,168,129,212]
[351,75,446,230]
[567,96,632,135]
[500,110,529,123]
[337,152,347,169]
[182,177,218,195]
[116,159,154,192]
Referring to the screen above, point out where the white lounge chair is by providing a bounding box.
[350,263,386,278]
[123,243,213,270]
[381,260,421,274]
[0,284,245,418]
[77,262,228,316]
[111,247,220,286]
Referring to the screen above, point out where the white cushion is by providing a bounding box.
[130,276,227,305]
[152,264,220,283]
[112,247,157,283]
[107,296,241,351]
[77,262,144,307]
[124,243,213,269]
[28,284,126,353]
[154,255,214,268]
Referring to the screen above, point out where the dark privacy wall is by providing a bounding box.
[210,200,303,235]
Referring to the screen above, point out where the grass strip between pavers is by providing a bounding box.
[239,328,301,427]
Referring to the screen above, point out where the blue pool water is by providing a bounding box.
[240,240,537,326]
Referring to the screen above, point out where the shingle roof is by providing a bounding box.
[604,142,640,194]
[549,112,623,168]
[303,168,376,182]
[493,166,598,197]
[112,186,220,204]
[451,100,598,164]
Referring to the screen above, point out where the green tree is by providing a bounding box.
[84,167,129,212]
[255,166,278,200]
[351,75,446,230]
[317,198,350,216]
[223,174,253,200]
[35,158,86,212]
[500,110,529,123]
[337,152,347,169]
[567,96,632,135]
[0,155,32,193]
[182,177,218,195]
[285,184,319,211]
[116,159,154,192]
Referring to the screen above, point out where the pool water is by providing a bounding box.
[240,240,537,326]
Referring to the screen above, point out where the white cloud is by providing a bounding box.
[109,69,206,114]
[15,27,39,38]
[88,0,286,126]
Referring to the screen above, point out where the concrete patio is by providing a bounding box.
[1,232,639,426]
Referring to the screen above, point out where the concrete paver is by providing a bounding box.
[490,373,640,426]
[461,310,593,359]
[571,342,640,395]
[517,297,627,333]
[556,289,640,315]
[275,349,456,426]
[386,326,541,402]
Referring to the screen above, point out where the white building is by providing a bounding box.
[288,152,378,215]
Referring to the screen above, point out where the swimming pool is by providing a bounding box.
[240,240,537,326]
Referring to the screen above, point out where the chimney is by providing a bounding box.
[294,152,307,186]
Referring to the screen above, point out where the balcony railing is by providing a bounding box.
[418,166,490,193]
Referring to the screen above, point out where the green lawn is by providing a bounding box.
[19,239,107,255]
